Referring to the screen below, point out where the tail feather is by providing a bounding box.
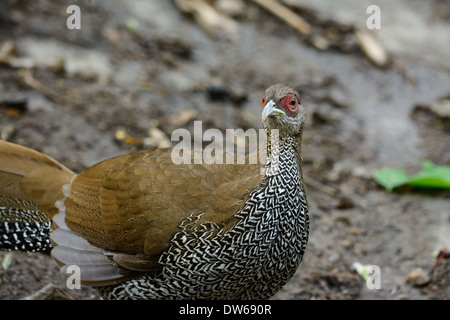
[0,140,75,218]
[51,213,136,286]
[0,140,142,285]
[0,140,76,252]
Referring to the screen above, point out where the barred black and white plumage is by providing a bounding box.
[0,195,52,252]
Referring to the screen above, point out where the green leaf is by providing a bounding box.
[372,169,410,191]
[407,161,450,188]
[373,161,450,191]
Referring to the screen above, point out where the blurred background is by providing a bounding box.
[0,0,449,299]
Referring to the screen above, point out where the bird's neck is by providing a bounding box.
[264,130,302,177]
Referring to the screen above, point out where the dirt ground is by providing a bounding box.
[0,0,449,300]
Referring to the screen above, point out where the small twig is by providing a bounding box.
[17,69,72,106]
[354,28,388,68]
[173,0,238,40]
[304,175,337,197]
[21,283,78,300]
[22,283,57,300]
[18,69,59,101]
[250,0,311,36]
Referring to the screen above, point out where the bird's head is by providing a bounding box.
[261,83,305,137]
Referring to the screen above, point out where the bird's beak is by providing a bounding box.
[262,100,285,121]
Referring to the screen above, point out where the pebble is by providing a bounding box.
[405,268,430,287]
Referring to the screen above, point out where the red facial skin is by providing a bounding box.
[262,94,299,118]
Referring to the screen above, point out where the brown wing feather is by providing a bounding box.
[64,147,264,261]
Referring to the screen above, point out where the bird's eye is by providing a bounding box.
[289,96,298,112]
[262,96,266,107]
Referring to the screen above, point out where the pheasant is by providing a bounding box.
[0,83,309,300]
